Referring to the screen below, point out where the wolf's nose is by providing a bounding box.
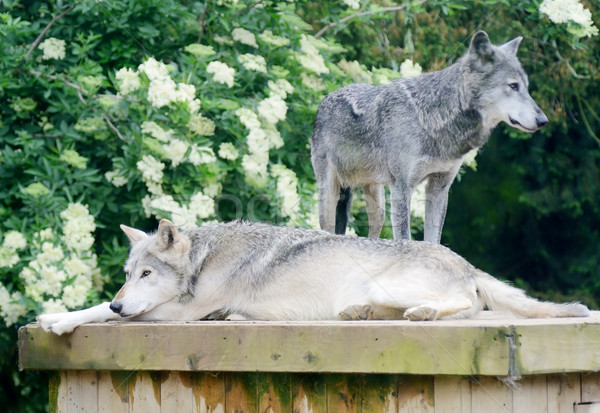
[109,302,123,314]
[536,114,548,128]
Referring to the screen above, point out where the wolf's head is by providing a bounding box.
[466,31,548,132]
[110,219,192,318]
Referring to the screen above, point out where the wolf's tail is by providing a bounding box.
[335,187,353,234]
[474,270,590,318]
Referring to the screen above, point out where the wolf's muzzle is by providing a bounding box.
[109,301,123,314]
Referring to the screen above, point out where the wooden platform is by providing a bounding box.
[18,311,600,412]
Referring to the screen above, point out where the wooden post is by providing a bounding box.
[18,311,600,412]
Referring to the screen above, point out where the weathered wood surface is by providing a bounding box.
[19,311,600,376]
[47,371,600,413]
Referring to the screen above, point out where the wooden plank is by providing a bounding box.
[470,376,512,413]
[129,371,161,413]
[325,374,361,413]
[512,375,547,413]
[97,371,131,413]
[18,319,514,375]
[257,373,292,412]
[547,374,580,413]
[433,375,472,413]
[397,375,434,413]
[225,372,258,412]
[361,374,398,413]
[49,371,67,413]
[193,372,225,413]
[292,374,326,413]
[65,370,98,413]
[514,321,600,375]
[582,373,600,403]
[162,371,194,412]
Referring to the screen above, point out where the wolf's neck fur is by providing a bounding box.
[396,60,491,158]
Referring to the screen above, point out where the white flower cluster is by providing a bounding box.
[271,164,301,223]
[115,67,141,95]
[540,0,598,37]
[61,203,96,253]
[232,27,258,48]
[301,73,326,91]
[400,59,423,78]
[236,100,286,187]
[137,154,165,195]
[0,230,26,269]
[207,61,235,88]
[337,60,402,86]
[238,53,268,73]
[259,80,292,125]
[18,204,101,316]
[258,95,288,124]
[116,58,202,113]
[38,37,66,60]
[338,59,372,83]
[258,30,290,48]
[0,284,27,326]
[343,0,360,9]
[142,120,174,142]
[218,142,240,160]
[104,170,128,187]
[188,114,216,136]
[462,148,478,171]
[267,79,294,99]
[140,121,216,168]
[296,35,329,75]
[145,191,216,229]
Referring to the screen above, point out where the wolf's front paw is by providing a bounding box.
[37,313,78,335]
[404,306,438,321]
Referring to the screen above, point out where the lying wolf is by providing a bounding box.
[37,219,588,335]
[311,31,548,242]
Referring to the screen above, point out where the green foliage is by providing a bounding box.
[1,1,599,411]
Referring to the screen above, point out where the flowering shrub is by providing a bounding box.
[0,1,598,410]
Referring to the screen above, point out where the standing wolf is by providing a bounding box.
[37,219,588,335]
[311,31,548,242]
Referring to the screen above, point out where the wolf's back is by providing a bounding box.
[474,270,589,318]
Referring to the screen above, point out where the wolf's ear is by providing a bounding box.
[499,36,522,56]
[120,225,148,245]
[154,219,187,253]
[469,31,495,63]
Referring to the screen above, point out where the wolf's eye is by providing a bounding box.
[141,270,151,278]
[509,82,519,91]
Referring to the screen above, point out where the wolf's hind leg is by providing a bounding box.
[316,167,341,234]
[363,183,385,238]
[404,297,474,321]
[389,180,412,240]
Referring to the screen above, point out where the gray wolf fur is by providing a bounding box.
[311,31,548,242]
[38,219,588,335]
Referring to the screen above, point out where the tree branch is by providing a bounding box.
[28,70,88,104]
[25,5,75,60]
[551,40,590,80]
[197,3,210,43]
[314,1,427,39]
[103,115,127,142]
[29,71,127,141]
